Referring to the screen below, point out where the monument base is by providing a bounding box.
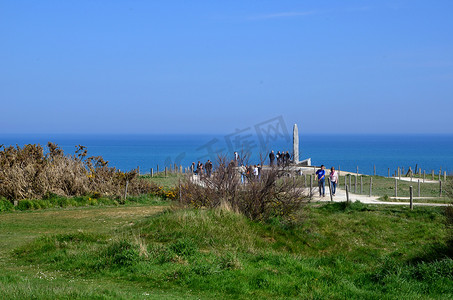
[294,158,311,166]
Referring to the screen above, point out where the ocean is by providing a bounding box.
[1,134,452,176]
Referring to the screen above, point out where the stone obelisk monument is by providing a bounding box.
[293,124,299,164]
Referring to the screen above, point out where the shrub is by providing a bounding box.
[57,197,70,207]
[180,156,308,221]
[0,198,14,212]
[0,143,155,201]
[17,200,34,211]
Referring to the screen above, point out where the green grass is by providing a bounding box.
[141,173,183,188]
[1,202,452,299]
[378,195,452,203]
[0,193,170,213]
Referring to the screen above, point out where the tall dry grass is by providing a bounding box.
[0,143,151,201]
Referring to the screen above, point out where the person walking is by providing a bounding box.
[316,165,326,197]
[329,167,338,196]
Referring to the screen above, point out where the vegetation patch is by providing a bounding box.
[11,203,453,299]
[0,143,178,206]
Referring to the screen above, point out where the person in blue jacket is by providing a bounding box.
[316,165,326,197]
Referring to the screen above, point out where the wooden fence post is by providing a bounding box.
[165,167,167,177]
[151,168,153,177]
[369,177,373,197]
[444,171,447,182]
[410,186,413,210]
[179,178,182,201]
[432,170,434,180]
[328,178,333,202]
[398,167,401,179]
[346,185,350,203]
[374,165,376,176]
[137,166,140,176]
[157,164,159,174]
[304,174,307,188]
[360,176,363,194]
[354,175,357,193]
[395,177,398,198]
[388,168,390,178]
[309,175,313,200]
[124,180,129,200]
[440,180,442,197]
[356,166,359,177]
[418,179,420,197]
[349,175,352,192]
[439,171,441,181]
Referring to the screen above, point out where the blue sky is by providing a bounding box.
[1,0,452,134]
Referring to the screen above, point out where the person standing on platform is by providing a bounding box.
[234,151,239,164]
[205,160,213,177]
[269,150,275,166]
[285,151,290,165]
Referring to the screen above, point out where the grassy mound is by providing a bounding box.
[12,203,453,299]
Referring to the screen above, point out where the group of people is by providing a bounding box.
[316,165,338,197]
[268,150,291,166]
[190,154,340,197]
[191,160,213,177]
[238,164,262,184]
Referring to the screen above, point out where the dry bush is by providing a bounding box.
[180,156,308,221]
[0,143,152,201]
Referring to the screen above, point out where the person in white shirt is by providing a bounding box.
[329,167,338,196]
[253,165,259,179]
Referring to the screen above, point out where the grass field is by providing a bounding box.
[141,173,182,188]
[0,200,451,299]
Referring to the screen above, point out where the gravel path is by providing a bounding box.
[307,187,450,207]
